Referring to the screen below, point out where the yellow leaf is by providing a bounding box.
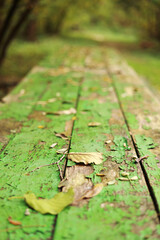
[24,189,74,215]
[38,125,44,129]
[68,152,103,165]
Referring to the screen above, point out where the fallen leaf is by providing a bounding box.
[24,188,74,215]
[59,165,103,206]
[107,180,116,185]
[59,173,93,206]
[56,148,68,154]
[55,132,68,140]
[83,183,103,198]
[121,172,129,177]
[59,173,88,190]
[96,162,119,185]
[38,125,44,129]
[119,176,138,181]
[68,152,103,165]
[88,122,101,127]
[105,140,112,144]
[47,108,76,116]
[65,165,93,178]
[8,217,21,226]
[50,143,58,148]
[130,176,138,180]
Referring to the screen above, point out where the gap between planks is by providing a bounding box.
[50,77,84,239]
[108,71,160,222]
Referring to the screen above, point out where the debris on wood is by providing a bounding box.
[50,143,58,148]
[88,122,101,127]
[8,217,22,226]
[135,155,149,163]
[68,152,103,165]
[56,148,68,154]
[38,125,44,129]
[119,176,138,181]
[46,108,76,116]
[25,208,30,216]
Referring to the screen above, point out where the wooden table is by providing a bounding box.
[0,42,159,239]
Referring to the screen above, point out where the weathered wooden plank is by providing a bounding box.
[0,43,72,152]
[54,66,160,239]
[108,53,160,211]
[0,68,81,239]
[0,43,160,240]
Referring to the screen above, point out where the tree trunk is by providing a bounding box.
[23,18,37,41]
[0,0,20,45]
[0,0,38,65]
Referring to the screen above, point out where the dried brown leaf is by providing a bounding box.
[65,165,93,178]
[119,176,138,181]
[83,183,103,198]
[96,163,119,185]
[68,152,103,165]
[88,122,101,127]
[8,217,22,226]
[47,108,76,116]
[59,165,102,207]
[56,148,68,154]
[50,143,57,148]
[55,132,68,140]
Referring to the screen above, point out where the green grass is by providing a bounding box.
[121,50,160,91]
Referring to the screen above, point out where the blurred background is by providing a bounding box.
[0,0,160,98]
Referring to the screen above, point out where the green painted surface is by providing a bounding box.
[54,69,159,239]
[0,66,81,238]
[110,59,160,208]
[0,43,159,239]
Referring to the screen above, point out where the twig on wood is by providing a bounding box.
[135,155,149,163]
[26,151,67,174]
[56,161,63,180]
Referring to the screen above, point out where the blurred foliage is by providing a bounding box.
[0,0,160,64]
[116,0,160,41]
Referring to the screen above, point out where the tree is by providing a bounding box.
[0,0,38,65]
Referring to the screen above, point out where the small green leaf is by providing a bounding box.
[24,188,74,215]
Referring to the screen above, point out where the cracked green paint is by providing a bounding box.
[0,42,159,239]
[110,56,160,211]
[54,68,159,239]
[0,62,81,239]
